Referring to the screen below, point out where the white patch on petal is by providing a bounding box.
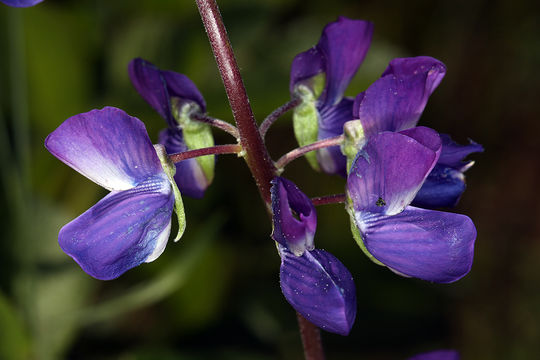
[145,220,172,263]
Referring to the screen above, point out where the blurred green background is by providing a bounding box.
[0,0,539,359]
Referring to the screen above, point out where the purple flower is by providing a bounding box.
[1,0,43,7]
[290,16,373,176]
[271,177,316,256]
[45,107,185,280]
[346,129,476,283]
[353,56,446,136]
[129,58,213,199]
[271,177,356,335]
[408,350,460,360]
[352,56,482,207]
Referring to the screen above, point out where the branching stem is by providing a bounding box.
[191,112,239,138]
[297,313,326,360]
[195,1,325,358]
[196,0,276,205]
[169,144,241,163]
[275,135,344,170]
[259,98,300,139]
[311,193,346,206]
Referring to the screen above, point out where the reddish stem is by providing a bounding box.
[297,313,326,360]
[169,144,241,163]
[275,134,344,170]
[191,113,239,138]
[311,193,346,206]
[195,1,325,359]
[259,98,300,139]
[196,0,275,205]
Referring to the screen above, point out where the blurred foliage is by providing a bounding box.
[1,0,539,359]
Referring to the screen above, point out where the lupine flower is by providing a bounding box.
[408,349,460,360]
[351,56,483,207]
[271,177,356,335]
[129,58,214,199]
[45,107,185,280]
[353,56,446,137]
[346,129,476,283]
[1,0,43,7]
[290,16,373,176]
[271,176,316,256]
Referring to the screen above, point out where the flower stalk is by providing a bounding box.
[168,144,242,163]
[259,97,301,139]
[276,134,344,170]
[191,112,239,138]
[196,0,275,205]
[311,193,346,206]
[297,313,326,360]
[195,0,325,357]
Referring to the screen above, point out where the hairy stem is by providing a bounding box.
[169,144,241,163]
[311,193,346,206]
[196,0,276,205]
[195,1,325,358]
[191,112,239,138]
[297,313,326,360]
[259,98,300,139]
[276,135,344,170]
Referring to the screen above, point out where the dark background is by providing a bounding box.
[0,0,539,359]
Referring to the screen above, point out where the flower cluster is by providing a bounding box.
[269,16,481,334]
[44,15,482,344]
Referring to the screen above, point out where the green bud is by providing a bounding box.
[341,120,366,174]
[292,72,326,171]
[171,98,215,185]
[154,144,186,242]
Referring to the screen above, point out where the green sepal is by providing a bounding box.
[291,72,326,171]
[172,98,215,185]
[346,196,384,266]
[154,144,186,242]
[341,120,366,174]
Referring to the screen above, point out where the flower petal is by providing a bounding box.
[408,350,460,360]
[355,57,446,135]
[159,128,209,199]
[316,97,354,176]
[290,47,324,95]
[59,176,174,280]
[412,164,467,208]
[361,206,476,283]
[279,247,356,335]
[271,177,316,256]
[1,0,43,7]
[45,107,164,191]
[347,130,440,216]
[438,133,483,171]
[318,17,373,106]
[128,58,174,125]
[161,70,206,113]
